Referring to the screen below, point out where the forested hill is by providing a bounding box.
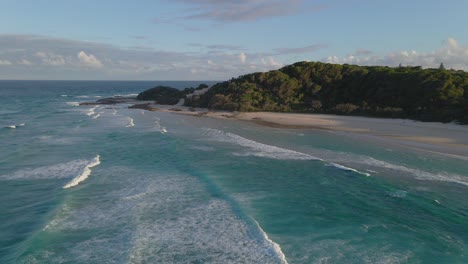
[186,61,468,124]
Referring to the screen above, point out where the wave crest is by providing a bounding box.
[204,128,321,161]
[63,155,101,188]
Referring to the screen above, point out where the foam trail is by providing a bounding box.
[113,93,138,97]
[126,117,135,127]
[92,114,100,119]
[77,95,102,99]
[364,157,468,187]
[86,106,98,116]
[63,155,101,189]
[1,159,94,180]
[5,123,25,129]
[327,163,371,177]
[253,219,288,264]
[154,118,167,134]
[204,128,322,161]
[66,102,80,106]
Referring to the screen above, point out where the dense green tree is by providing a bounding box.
[185,61,468,123]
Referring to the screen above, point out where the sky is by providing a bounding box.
[0,0,467,80]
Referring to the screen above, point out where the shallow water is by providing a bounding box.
[1,81,467,263]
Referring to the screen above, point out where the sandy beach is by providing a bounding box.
[144,103,468,159]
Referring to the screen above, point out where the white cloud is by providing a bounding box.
[18,59,33,66]
[78,51,103,68]
[325,37,468,70]
[207,60,216,66]
[268,57,282,67]
[239,52,247,64]
[0,59,12,65]
[261,56,283,68]
[35,52,66,66]
[35,52,47,58]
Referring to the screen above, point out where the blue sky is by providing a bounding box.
[0,0,467,80]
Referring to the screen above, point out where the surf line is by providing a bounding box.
[252,218,289,264]
[63,155,101,189]
[126,117,135,127]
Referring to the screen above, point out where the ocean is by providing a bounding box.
[0,81,467,263]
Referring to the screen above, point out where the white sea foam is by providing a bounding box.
[253,219,289,264]
[4,123,24,129]
[113,93,138,97]
[86,106,98,116]
[0,110,19,115]
[1,158,95,180]
[126,117,135,127]
[327,163,371,177]
[77,95,102,99]
[63,155,101,189]
[66,102,80,106]
[189,145,215,151]
[387,190,408,198]
[154,118,167,134]
[204,128,322,161]
[39,168,287,263]
[92,114,101,119]
[363,157,468,187]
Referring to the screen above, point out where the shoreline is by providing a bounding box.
[154,106,468,158]
[82,99,468,158]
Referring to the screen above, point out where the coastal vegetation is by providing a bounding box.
[136,84,208,105]
[137,86,182,105]
[189,61,467,123]
[139,62,467,124]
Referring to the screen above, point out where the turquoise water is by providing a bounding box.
[1,81,467,263]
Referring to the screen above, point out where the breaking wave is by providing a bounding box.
[253,219,288,264]
[63,155,101,188]
[363,157,468,187]
[66,102,80,106]
[327,163,371,177]
[204,128,322,161]
[126,117,135,127]
[1,156,99,182]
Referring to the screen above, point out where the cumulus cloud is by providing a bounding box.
[0,34,284,80]
[0,59,12,65]
[17,59,33,66]
[261,57,283,68]
[239,52,247,63]
[35,52,67,66]
[326,37,468,70]
[78,51,103,68]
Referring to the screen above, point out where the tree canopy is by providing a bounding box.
[186,61,467,124]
